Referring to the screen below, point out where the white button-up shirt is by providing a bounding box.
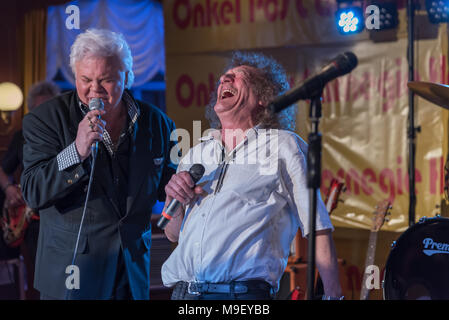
[161,127,333,291]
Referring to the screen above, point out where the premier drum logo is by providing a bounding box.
[422,238,449,256]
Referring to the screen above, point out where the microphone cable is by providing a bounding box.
[65,144,99,300]
[65,99,103,300]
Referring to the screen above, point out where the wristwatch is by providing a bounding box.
[322,295,345,300]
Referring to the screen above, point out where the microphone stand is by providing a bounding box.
[407,0,417,227]
[306,93,323,300]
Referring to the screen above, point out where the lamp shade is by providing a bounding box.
[0,82,23,111]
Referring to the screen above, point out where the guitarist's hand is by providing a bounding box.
[5,184,25,212]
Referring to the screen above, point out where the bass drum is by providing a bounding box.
[384,216,449,300]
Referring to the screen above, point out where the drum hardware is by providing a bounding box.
[384,216,449,300]
[407,81,449,110]
[418,214,440,223]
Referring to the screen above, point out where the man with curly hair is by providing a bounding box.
[162,52,342,300]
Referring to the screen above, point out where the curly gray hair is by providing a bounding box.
[69,28,134,89]
[206,51,296,131]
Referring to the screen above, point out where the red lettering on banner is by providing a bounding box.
[442,55,448,84]
[379,69,398,113]
[207,0,219,26]
[404,169,422,195]
[221,1,233,24]
[176,74,195,107]
[395,58,403,103]
[430,157,438,195]
[292,55,448,111]
[193,3,205,27]
[429,156,444,195]
[280,0,289,20]
[196,82,209,107]
[173,0,191,29]
[315,0,334,17]
[441,156,445,194]
[295,0,308,18]
[321,157,443,203]
[429,56,440,83]
[321,169,334,195]
[346,168,361,195]
[337,168,345,182]
[175,73,216,108]
[250,0,290,22]
[428,55,449,84]
[265,0,278,22]
[361,168,376,195]
[396,156,404,195]
[173,0,241,29]
[350,71,370,102]
[379,168,396,202]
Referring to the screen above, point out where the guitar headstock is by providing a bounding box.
[324,178,345,215]
[372,199,392,232]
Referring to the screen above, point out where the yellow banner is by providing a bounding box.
[164,0,365,54]
[163,0,418,54]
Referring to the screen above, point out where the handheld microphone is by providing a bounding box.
[269,52,358,113]
[157,163,205,230]
[88,98,104,157]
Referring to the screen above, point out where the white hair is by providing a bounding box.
[69,28,134,89]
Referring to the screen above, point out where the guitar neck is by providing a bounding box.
[360,230,378,300]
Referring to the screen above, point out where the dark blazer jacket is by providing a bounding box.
[20,91,177,299]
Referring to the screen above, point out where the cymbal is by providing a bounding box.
[408,81,449,110]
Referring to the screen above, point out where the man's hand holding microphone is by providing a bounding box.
[75,98,106,161]
[159,164,205,242]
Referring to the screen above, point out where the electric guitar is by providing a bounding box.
[359,199,391,300]
[1,204,39,248]
[324,178,345,213]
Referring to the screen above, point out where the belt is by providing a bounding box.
[181,280,272,295]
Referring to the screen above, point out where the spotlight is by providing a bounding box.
[376,2,399,30]
[336,7,364,34]
[426,0,449,23]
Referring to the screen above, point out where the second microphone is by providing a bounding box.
[157,163,205,230]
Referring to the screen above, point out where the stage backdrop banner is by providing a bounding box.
[163,0,416,54]
[165,25,449,232]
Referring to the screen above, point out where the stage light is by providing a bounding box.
[0,82,23,111]
[0,82,23,124]
[336,7,364,34]
[426,0,449,23]
[376,2,399,30]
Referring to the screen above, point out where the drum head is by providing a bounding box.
[384,217,449,300]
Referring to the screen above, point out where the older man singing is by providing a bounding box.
[161,52,343,300]
[21,29,177,300]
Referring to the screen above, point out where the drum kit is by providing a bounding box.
[383,81,449,300]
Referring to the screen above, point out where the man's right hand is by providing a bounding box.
[164,171,204,207]
[75,109,106,161]
[163,171,204,242]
